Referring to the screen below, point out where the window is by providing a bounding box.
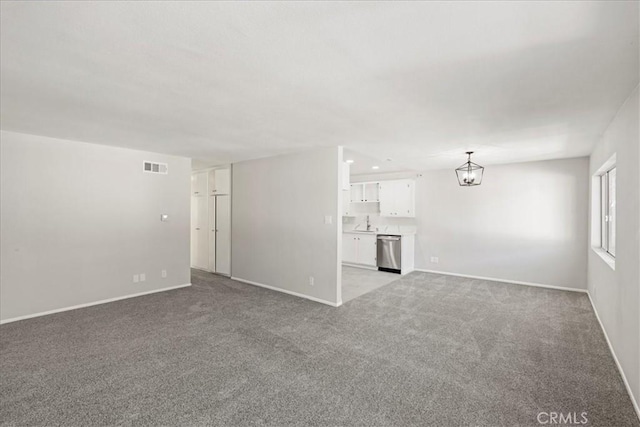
[600,166,616,257]
[601,167,616,256]
[591,154,616,269]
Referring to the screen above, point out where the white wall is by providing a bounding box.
[354,157,589,290]
[588,86,639,412]
[0,131,191,322]
[231,147,342,306]
[414,158,589,289]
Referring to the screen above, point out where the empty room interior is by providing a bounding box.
[1,1,639,426]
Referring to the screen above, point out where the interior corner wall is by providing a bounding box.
[413,157,589,290]
[588,85,640,411]
[231,147,341,306]
[0,130,191,322]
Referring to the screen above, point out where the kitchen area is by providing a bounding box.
[341,152,417,302]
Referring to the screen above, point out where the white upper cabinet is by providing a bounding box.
[345,178,415,216]
[378,181,393,216]
[350,183,364,203]
[191,172,207,196]
[209,168,231,195]
[379,179,415,217]
[350,182,380,203]
[363,182,380,202]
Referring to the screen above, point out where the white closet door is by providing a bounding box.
[190,197,198,267]
[215,195,231,275]
[192,172,207,196]
[214,169,231,195]
[208,196,217,272]
[192,196,208,270]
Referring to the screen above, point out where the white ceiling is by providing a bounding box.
[344,148,411,176]
[1,1,638,170]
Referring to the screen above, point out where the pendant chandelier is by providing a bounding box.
[455,151,484,186]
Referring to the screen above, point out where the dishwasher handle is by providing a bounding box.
[377,235,401,241]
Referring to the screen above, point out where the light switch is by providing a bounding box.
[160,214,169,222]
[324,215,332,225]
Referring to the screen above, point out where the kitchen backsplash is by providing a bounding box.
[343,202,416,234]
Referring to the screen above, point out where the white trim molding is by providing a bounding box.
[0,283,192,325]
[231,276,341,307]
[590,153,617,270]
[591,246,616,271]
[587,292,640,421]
[414,269,587,293]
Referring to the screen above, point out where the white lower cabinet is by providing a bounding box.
[342,234,358,264]
[342,233,377,266]
[358,234,377,266]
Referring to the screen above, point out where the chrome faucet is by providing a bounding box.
[366,215,371,231]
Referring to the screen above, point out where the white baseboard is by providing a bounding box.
[413,268,587,293]
[587,292,640,421]
[230,276,341,307]
[0,283,192,325]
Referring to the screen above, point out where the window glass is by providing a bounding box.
[601,175,607,248]
[607,168,616,256]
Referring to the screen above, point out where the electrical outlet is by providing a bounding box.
[430,257,439,264]
[140,273,146,282]
[324,215,332,225]
[309,276,315,286]
[133,274,139,283]
[161,270,167,278]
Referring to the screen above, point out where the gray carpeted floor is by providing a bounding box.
[1,270,638,426]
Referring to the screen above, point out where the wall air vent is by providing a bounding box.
[143,161,168,174]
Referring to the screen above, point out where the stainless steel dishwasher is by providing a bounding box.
[377,235,401,273]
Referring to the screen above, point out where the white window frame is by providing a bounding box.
[591,154,616,270]
[601,167,616,257]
